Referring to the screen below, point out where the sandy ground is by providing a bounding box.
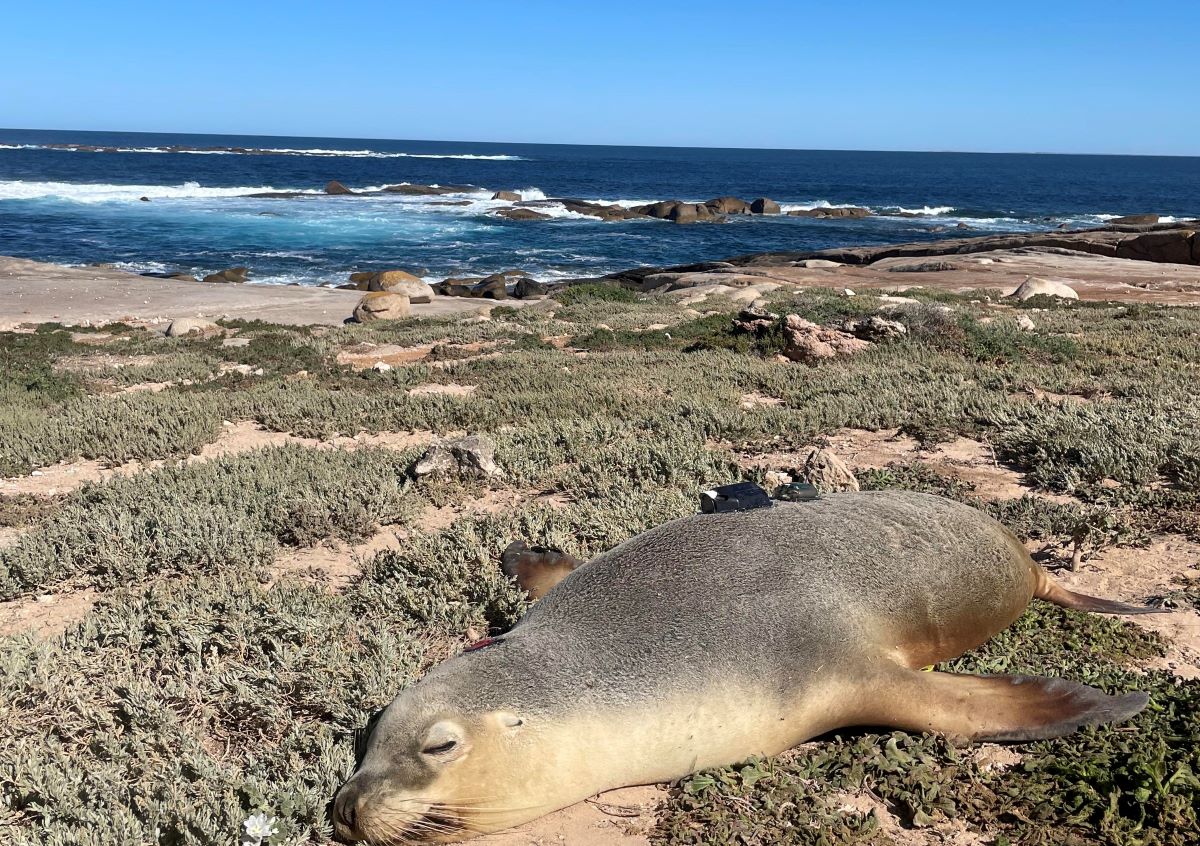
[0,256,500,329]
[696,248,1200,305]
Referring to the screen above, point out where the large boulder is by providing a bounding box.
[325,180,353,195]
[1115,230,1196,264]
[782,315,871,363]
[433,282,475,298]
[513,277,548,299]
[472,275,509,300]
[1008,276,1080,301]
[492,190,521,202]
[366,270,432,302]
[353,292,412,322]
[1109,214,1160,226]
[415,434,500,479]
[705,196,751,215]
[494,207,551,221]
[202,267,249,284]
[750,197,781,215]
[635,200,680,219]
[165,318,223,338]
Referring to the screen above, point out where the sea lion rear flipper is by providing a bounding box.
[860,668,1149,743]
[1032,567,1164,615]
[501,540,584,600]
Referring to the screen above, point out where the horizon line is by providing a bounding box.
[1,126,1197,160]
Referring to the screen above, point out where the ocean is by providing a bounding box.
[2,128,1198,287]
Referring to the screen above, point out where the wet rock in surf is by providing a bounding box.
[202,267,249,284]
[494,207,551,221]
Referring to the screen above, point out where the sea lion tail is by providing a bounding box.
[859,667,1150,743]
[1032,566,1163,615]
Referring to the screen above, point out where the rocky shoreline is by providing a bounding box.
[3,220,1200,331]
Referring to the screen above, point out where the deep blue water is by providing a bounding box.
[2,128,1198,285]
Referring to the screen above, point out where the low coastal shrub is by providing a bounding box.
[0,445,421,599]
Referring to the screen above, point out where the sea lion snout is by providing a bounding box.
[335,697,539,843]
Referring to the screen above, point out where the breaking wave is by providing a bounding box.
[0,142,526,160]
[0,180,319,203]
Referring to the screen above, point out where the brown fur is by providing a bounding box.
[335,492,1154,843]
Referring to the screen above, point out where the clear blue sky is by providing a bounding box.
[2,1,1196,155]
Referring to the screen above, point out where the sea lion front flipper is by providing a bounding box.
[860,668,1149,743]
[501,541,584,600]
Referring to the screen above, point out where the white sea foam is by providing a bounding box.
[0,142,526,160]
[884,205,957,216]
[0,180,319,203]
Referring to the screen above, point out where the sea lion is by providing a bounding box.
[333,491,1154,843]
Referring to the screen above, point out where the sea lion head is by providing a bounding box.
[332,672,543,844]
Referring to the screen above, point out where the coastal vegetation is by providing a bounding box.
[0,284,1197,844]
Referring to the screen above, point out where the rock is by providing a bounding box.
[371,361,393,372]
[434,283,475,298]
[1008,276,1079,301]
[353,292,412,322]
[513,277,548,299]
[139,196,150,202]
[792,259,842,268]
[497,268,529,278]
[955,222,972,230]
[889,261,958,272]
[381,183,460,196]
[325,180,353,195]
[414,434,500,479]
[800,448,859,493]
[202,267,249,284]
[875,295,921,309]
[548,199,643,221]
[494,207,551,221]
[705,196,751,215]
[492,190,521,202]
[366,270,432,303]
[1016,315,1037,332]
[632,200,719,223]
[472,275,509,300]
[842,315,907,341]
[1110,214,1160,226]
[787,206,870,219]
[1115,230,1196,264]
[782,315,871,363]
[840,288,856,297]
[165,318,223,337]
[750,197,781,215]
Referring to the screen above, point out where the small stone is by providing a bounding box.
[1016,315,1036,332]
[372,361,393,372]
[415,434,501,479]
[800,448,859,492]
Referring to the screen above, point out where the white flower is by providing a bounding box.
[243,812,278,843]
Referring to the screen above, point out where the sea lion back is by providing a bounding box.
[517,491,1035,676]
